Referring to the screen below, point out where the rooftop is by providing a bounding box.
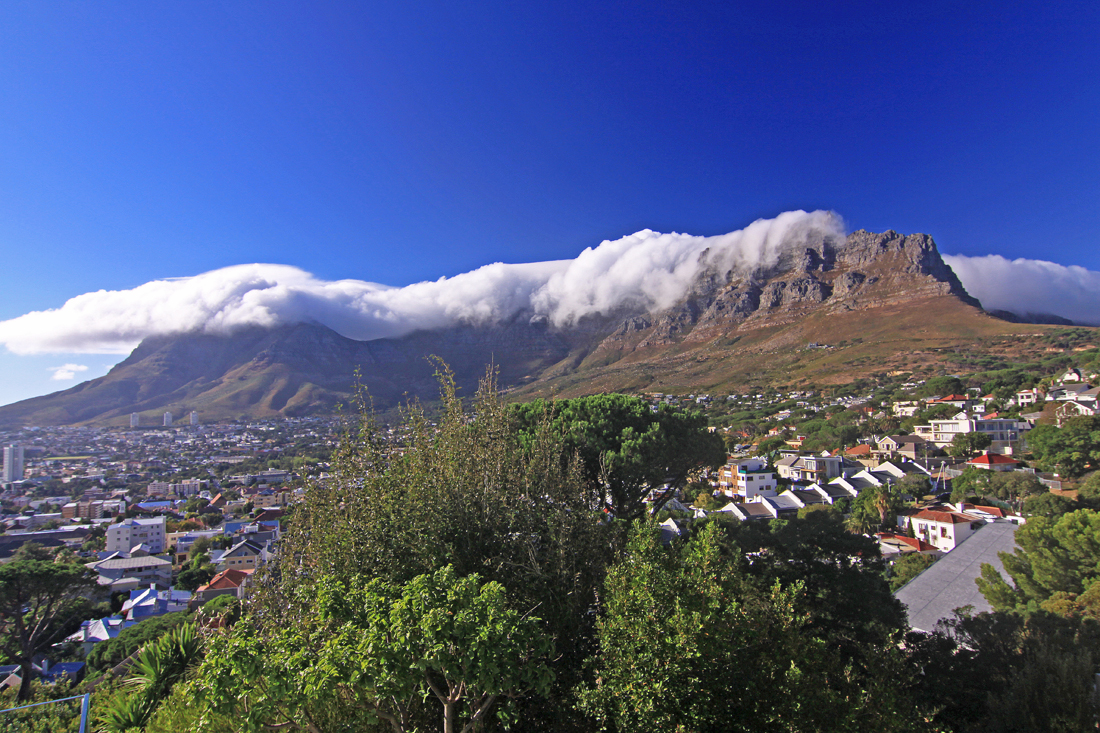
[895,521,1019,633]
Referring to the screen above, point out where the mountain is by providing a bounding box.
[0,229,1075,427]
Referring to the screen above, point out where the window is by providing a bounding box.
[940,527,948,538]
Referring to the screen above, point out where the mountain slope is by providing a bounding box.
[0,229,1077,427]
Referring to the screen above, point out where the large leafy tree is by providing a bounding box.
[510,393,726,520]
[947,431,992,458]
[1027,416,1100,478]
[579,521,921,732]
[0,544,97,700]
[202,366,610,731]
[978,508,1100,617]
[199,566,553,733]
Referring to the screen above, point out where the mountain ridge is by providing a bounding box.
[0,229,1084,427]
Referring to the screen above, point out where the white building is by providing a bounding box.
[130,413,140,428]
[189,411,198,426]
[106,516,167,555]
[913,416,1031,453]
[163,411,173,426]
[718,458,778,499]
[2,444,24,483]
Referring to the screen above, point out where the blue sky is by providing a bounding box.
[1,1,1098,406]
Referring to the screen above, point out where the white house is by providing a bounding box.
[897,505,985,552]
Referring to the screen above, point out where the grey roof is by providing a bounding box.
[88,556,172,570]
[895,521,1019,633]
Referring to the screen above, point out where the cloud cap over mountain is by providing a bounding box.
[0,211,842,354]
[1,210,1097,356]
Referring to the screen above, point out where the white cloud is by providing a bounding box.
[49,363,89,380]
[0,210,844,355]
[944,254,1100,326]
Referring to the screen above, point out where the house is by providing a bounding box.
[896,505,985,552]
[87,554,173,589]
[1014,388,1045,407]
[874,435,927,461]
[219,539,265,571]
[895,522,1019,633]
[966,453,1020,472]
[727,502,774,521]
[717,458,778,499]
[774,454,843,483]
[65,615,137,656]
[778,487,829,508]
[121,584,192,620]
[913,416,1030,454]
[191,568,254,607]
[1056,399,1099,427]
[876,532,940,558]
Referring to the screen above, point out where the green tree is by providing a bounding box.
[0,544,97,700]
[1028,416,1100,478]
[579,521,919,732]
[947,431,992,459]
[209,366,609,731]
[199,566,553,733]
[889,553,936,592]
[511,393,727,520]
[978,508,1100,616]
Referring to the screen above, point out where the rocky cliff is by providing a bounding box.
[0,229,1020,427]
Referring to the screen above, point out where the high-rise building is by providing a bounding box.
[3,445,25,483]
[189,411,198,426]
[130,413,140,428]
[163,411,173,426]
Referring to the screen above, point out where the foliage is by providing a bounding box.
[947,430,992,458]
[0,544,97,700]
[888,553,936,592]
[905,611,1100,732]
[86,612,192,674]
[209,366,610,731]
[510,393,727,520]
[847,483,906,534]
[199,566,553,733]
[1027,416,1100,478]
[711,509,906,658]
[579,521,921,732]
[1021,491,1078,518]
[99,622,203,732]
[977,508,1100,617]
[0,684,85,733]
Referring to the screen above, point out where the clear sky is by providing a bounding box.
[1,1,1098,406]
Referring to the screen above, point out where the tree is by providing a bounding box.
[510,393,727,520]
[977,508,1100,616]
[889,553,936,592]
[202,366,610,731]
[948,431,992,459]
[1028,416,1100,478]
[579,521,919,732]
[949,467,993,503]
[199,566,553,733]
[0,544,97,700]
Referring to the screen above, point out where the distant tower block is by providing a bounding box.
[3,444,25,483]
[130,413,140,428]
[190,411,198,426]
[163,411,173,426]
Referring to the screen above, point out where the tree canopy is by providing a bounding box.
[0,544,97,699]
[510,393,726,520]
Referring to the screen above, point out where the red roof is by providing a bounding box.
[877,532,937,552]
[197,568,253,592]
[963,503,1007,517]
[935,394,970,402]
[845,444,872,456]
[911,509,977,525]
[968,453,1018,466]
